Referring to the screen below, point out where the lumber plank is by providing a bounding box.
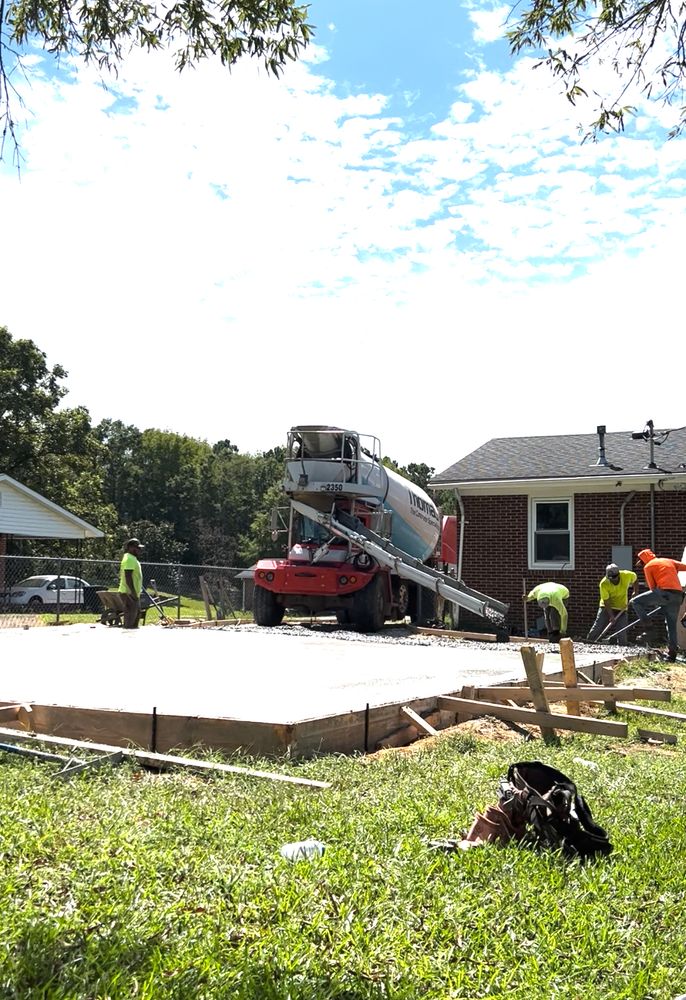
[520,645,555,741]
[199,575,213,621]
[413,626,497,642]
[473,686,671,703]
[509,635,549,644]
[615,704,686,723]
[0,705,23,717]
[637,728,677,745]
[401,706,438,737]
[0,725,330,789]
[437,697,628,737]
[559,638,578,715]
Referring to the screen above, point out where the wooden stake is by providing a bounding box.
[458,685,475,725]
[601,665,616,714]
[519,645,556,741]
[559,638,578,715]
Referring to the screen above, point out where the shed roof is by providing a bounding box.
[430,428,686,487]
[0,474,104,539]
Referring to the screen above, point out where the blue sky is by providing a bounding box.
[1,1,684,470]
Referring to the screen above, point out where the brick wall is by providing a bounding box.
[454,490,686,639]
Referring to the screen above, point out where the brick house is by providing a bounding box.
[429,426,686,639]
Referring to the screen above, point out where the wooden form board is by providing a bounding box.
[438,696,629,738]
[0,695,445,759]
[472,686,671,703]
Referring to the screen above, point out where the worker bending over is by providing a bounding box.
[586,563,637,643]
[631,549,686,662]
[527,582,569,642]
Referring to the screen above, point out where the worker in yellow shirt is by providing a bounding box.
[118,538,144,629]
[526,582,569,641]
[586,564,637,643]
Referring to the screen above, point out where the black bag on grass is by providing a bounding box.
[499,761,612,860]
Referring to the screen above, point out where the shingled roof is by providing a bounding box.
[430,428,686,487]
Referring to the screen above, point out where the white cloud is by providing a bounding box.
[0,38,684,467]
[468,5,510,44]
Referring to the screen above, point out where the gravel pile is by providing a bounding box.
[233,621,638,657]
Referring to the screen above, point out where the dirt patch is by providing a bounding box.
[366,716,524,760]
[633,664,686,698]
[0,614,44,630]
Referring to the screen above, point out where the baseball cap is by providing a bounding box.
[126,538,144,549]
[606,563,620,580]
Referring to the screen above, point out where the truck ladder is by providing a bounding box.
[291,500,509,625]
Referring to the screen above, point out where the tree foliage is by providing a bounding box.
[1,0,312,160]
[508,0,686,138]
[2,324,442,569]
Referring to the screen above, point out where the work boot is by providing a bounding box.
[667,648,678,663]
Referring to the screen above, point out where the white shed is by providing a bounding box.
[0,474,104,542]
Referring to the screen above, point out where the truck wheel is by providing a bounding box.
[352,575,386,632]
[395,581,410,620]
[253,586,285,627]
[336,610,351,626]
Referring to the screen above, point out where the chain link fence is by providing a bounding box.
[0,555,254,628]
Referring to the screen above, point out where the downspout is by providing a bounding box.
[619,491,636,545]
[650,483,656,552]
[454,487,466,628]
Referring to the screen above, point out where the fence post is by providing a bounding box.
[55,556,62,625]
[176,564,181,620]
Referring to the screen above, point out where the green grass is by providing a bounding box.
[2,672,686,998]
[26,593,249,626]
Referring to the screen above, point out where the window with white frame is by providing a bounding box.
[529,498,573,569]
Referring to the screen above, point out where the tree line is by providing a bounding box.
[1,326,440,566]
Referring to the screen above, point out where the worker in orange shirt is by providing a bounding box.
[631,549,686,662]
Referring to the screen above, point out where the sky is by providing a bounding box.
[1,0,684,473]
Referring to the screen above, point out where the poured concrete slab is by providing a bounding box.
[2,623,636,756]
[1,623,623,724]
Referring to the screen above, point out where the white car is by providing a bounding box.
[4,575,91,608]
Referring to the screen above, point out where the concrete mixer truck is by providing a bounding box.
[252,425,509,633]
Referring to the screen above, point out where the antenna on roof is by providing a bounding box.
[591,425,622,471]
[630,419,681,473]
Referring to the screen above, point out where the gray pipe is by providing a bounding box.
[619,491,636,545]
[650,483,656,552]
[454,488,466,627]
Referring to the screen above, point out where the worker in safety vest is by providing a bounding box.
[526,582,569,642]
[586,563,637,643]
[631,549,686,662]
